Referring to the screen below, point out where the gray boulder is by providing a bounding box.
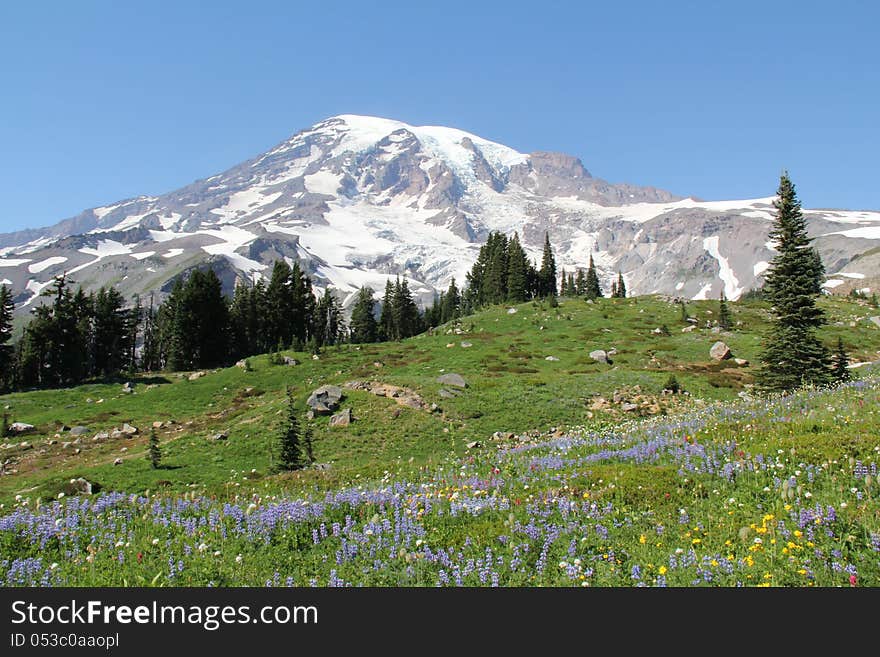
[307,385,344,414]
[188,371,206,381]
[329,408,353,427]
[210,432,228,441]
[589,349,608,364]
[283,356,300,366]
[437,373,468,388]
[460,341,473,348]
[69,426,90,436]
[545,356,560,361]
[710,341,732,361]
[121,423,139,435]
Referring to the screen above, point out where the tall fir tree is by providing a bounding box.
[314,288,346,347]
[440,278,461,323]
[831,336,851,384]
[379,279,395,341]
[140,294,162,371]
[538,233,557,298]
[0,285,14,392]
[505,233,529,303]
[718,291,732,330]
[758,173,832,391]
[147,428,162,469]
[574,269,587,297]
[349,286,378,343]
[584,254,603,300]
[275,388,306,471]
[613,271,626,298]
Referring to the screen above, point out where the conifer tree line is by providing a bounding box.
[0,258,431,392]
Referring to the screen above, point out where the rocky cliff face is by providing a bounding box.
[1,114,878,312]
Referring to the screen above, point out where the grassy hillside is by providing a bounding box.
[1,295,879,586]
[1,294,878,508]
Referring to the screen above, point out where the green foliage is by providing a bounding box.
[148,428,162,469]
[832,337,851,384]
[759,173,832,391]
[584,255,603,300]
[718,292,732,330]
[662,374,681,394]
[349,286,378,344]
[0,284,14,392]
[538,232,558,298]
[275,388,306,472]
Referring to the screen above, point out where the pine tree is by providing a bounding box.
[147,428,162,469]
[140,295,162,371]
[0,284,14,392]
[303,426,315,465]
[265,261,294,348]
[574,269,587,297]
[538,233,558,298]
[758,173,832,392]
[441,278,461,323]
[505,233,529,303]
[379,279,395,341]
[276,388,305,471]
[92,286,128,377]
[483,232,508,304]
[832,336,851,384]
[718,292,732,330]
[584,255,603,300]
[349,286,378,343]
[614,271,626,298]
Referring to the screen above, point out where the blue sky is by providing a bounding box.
[1,0,877,233]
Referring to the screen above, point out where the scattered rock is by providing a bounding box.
[235,359,248,369]
[306,386,344,414]
[121,423,139,436]
[589,349,608,364]
[188,371,206,381]
[439,389,457,399]
[314,463,332,471]
[122,382,134,394]
[93,432,109,441]
[19,442,32,450]
[152,421,163,429]
[460,341,473,348]
[465,441,481,449]
[620,403,640,413]
[9,422,35,434]
[70,477,94,495]
[710,326,722,334]
[210,432,228,441]
[437,373,468,388]
[733,358,750,366]
[69,426,90,436]
[869,316,880,329]
[283,356,300,366]
[492,431,515,441]
[446,343,455,348]
[545,356,560,361]
[329,408,353,427]
[681,325,697,333]
[62,442,71,449]
[373,361,384,368]
[312,354,320,360]
[507,308,518,314]
[113,458,123,466]
[710,341,732,361]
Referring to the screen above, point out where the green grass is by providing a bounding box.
[1,294,879,508]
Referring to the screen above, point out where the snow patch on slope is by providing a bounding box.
[703,236,743,299]
[28,256,68,273]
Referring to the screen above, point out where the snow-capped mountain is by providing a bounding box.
[2,114,879,313]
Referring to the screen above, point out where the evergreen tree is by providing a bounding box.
[614,271,626,298]
[303,426,315,465]
[162,269,229,370]
[718,291,732,330]
[290,263,314,347]
[147,428,162,469]
[393,278,422,339]
[584,255,603,300]
[228,280,251,361]
[380,279,395,341]
[314,288,346,347]
[0,285,14,392]
[575,269,587,297]
[140,295,161,371]
[482,232,508,304]
[758,173,832,391]
[832,336,851,384]
[265,261,294,348]
[441,278,461,323]
[349,286,378,343]
[538,233,557,298]
[505,233,529,303]
[92,286,128,377]
[680,300,689,323]
[276,388,305,471]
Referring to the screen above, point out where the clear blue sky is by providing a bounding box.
[1,0,878,233]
